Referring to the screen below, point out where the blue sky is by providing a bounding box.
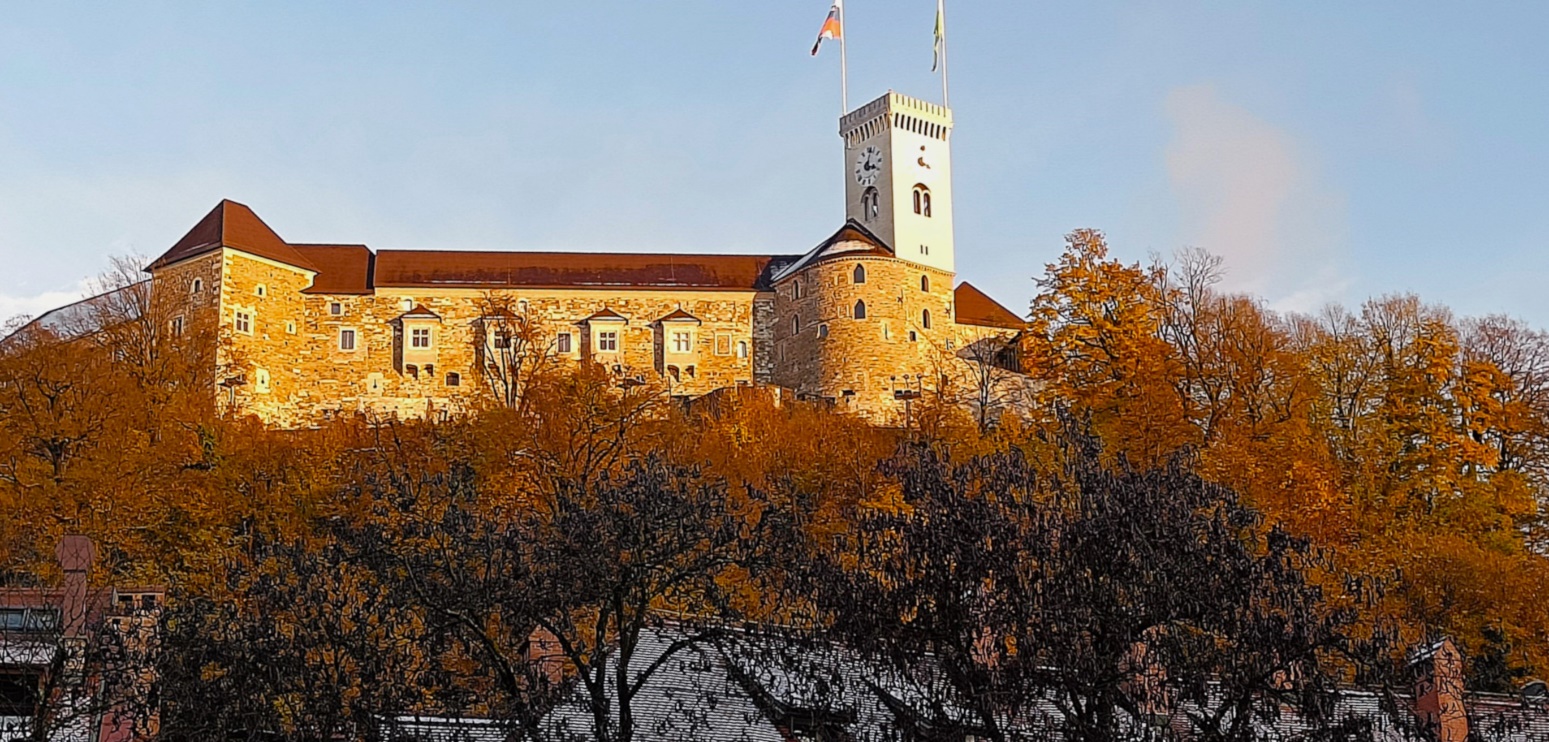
[2,2,1547,326]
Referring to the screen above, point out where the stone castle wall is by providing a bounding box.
[771,251,958,422]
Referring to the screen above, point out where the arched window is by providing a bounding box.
[792,315,801,335]
[861,187,880,221]
[912,185,932,217]
[794,280,804,300]
[922,308,932,329]
[190,278,203,294]
[853,300,867,320]
[920,275,930,292]
[853,264,867,284]
[736,341,748,358]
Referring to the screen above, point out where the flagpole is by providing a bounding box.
[939,0,951,108]
[839,1,850,113]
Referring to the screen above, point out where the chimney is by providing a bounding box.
[55,535,95,639]
[1410,637,1468,742]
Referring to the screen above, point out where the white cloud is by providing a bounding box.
[0,280,93,326]
[1163,85,1348,312]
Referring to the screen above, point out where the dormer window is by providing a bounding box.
[671,331,692,353]
[853,300,867,320]
[596,330,619,353]
[913,184,932,217]
[853,264,867,284]
[411,328,433,349]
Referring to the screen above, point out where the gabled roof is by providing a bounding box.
[953,282,1025,330]
[396,304,441,321]
[656,308,702,325]
[374,250,795,292]
[147,200,318,273]
[582,307,628,323]
[771,220,894,284]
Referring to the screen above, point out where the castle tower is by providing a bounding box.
[769,92,960,420]
[841,92,956,275]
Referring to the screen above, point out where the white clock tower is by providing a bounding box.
[841,91,956,275]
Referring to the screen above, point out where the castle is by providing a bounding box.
[40,91,1026,427]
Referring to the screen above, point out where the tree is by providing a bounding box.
[805,420,1393,742]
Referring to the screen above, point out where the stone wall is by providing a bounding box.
[770,249,958,422]
[153,251,769,426]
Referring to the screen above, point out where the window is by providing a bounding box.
[286,321,297,334]
[190,278,203,294]
[255,284,267,298]
[234,309,253,335]
[909,330,918,342]
[411,328,432,349]
[446,372,461,387]
[792,315,801,335]
[922,308,932,329]
[853,300,867,320]
[254,368,271,394]
[737,341,748,358]
[715,333,732,356]
[921,275,930,292]
[400,298,415,312]
[853,264,867,284]
[671,330,692,354]
[329,302,343,316]
[170,316,184,337]
[339,328,357,351]
[861,186,880,221]
[913,184,932,217]
[818,324,829,339]
[794,280,804,300]
[0,607,59,632]
[557,332,573,354]
[493,330,512,350]
[406,364,418,378]
[597,330,619,352]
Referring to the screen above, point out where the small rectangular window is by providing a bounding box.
[411,328,432,349]
[339,328,357,351]
[597,331,618,352]
[329,302,343,316]
[671,331,692,354]
[234,310,253,335]
[556,332,573,354]
[170,316,184,337]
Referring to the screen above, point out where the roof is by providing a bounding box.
[294,244,374,295]
[373,250,795,292]
[396,304,441,321]
[582,307,628,323]
[0,282,147,349]
[771,220,894,284]
[954,282,1025,329]
[147,200,318,273]
[656,308,701,324]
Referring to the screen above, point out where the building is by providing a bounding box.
[0,537,162,742]
[103,91,1024,427]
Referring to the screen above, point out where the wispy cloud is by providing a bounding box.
[1163,85,1347,313]
[0,280,93,326]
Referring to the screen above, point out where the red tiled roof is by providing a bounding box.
[954,282,1025,330]
[294,244,373,295]
[373,250,793,292]
[147,200,318,272]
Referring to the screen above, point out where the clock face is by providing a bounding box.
[854,145,884,186]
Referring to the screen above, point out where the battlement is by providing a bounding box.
[841,91,954,147]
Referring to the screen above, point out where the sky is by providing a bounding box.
[2,2,1548,326]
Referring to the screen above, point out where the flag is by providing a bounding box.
[932,0,945,71]
[812,1,843,56]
